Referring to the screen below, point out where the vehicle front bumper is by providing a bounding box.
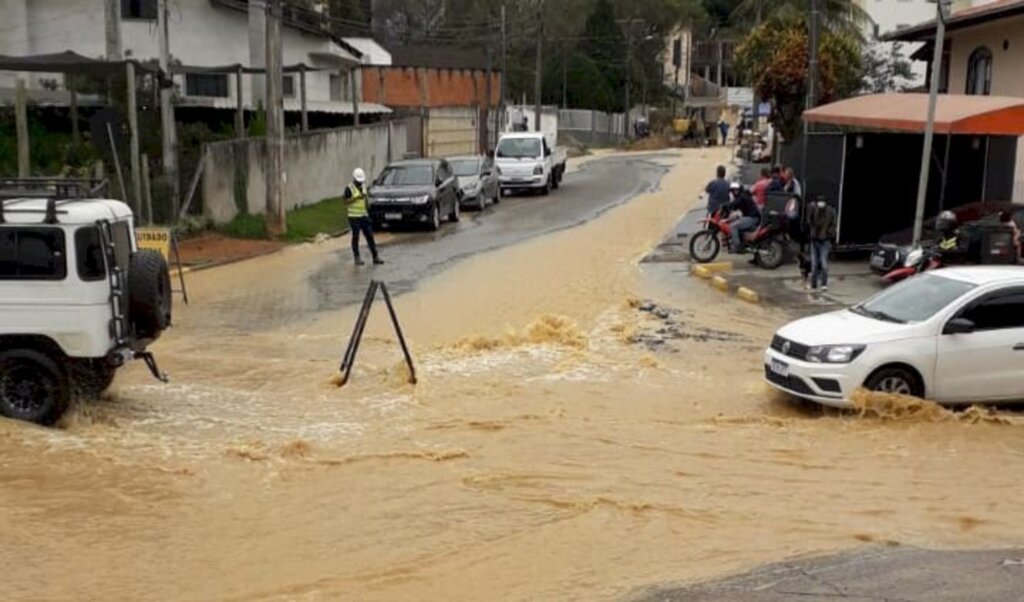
[763,348,866,409]
[500,175,547,190]
[369,203,433,224]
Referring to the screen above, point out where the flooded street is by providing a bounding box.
[4,149,1024,601]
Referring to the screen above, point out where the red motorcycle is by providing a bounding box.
[689,207,787,269]
[883,246,943,283]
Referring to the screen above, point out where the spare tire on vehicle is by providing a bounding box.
[128,249,172,340]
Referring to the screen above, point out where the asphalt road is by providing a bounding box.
[631,546,1024,602]
[309,153,672,309]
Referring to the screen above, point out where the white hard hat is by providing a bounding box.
[353,168,366,183]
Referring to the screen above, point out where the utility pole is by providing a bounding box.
[157,0,180,219]
[484,44,493,153]
[534,0,544,133]
[15,79,29,178]
[913,0,950,247]
[799,0,820,193]
[104,0,122,60]
[751,1,763,133]
[625,24,633,140]
[496,4,506,140]
[265,0,286,236]
[127,62,142,213]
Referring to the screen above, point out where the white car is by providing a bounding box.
[765,266,1024,408]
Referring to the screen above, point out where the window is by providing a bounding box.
[75,227,106,281]
[960,290,1024,331]
[185,74,229,98]
[0,228,67,280]
[852,273,975,324]
[283,75,296,98]
[451,159,481,177]
[121,0,157,19]
[376,165,434,186]
[496,137,542,159]
[966,46,993,95]
[111,222,132,269]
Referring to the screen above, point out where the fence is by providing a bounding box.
[202,120,408,224]
[557,109,626,148]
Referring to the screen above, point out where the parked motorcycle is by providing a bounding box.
[689,206,787,269]
[882,245,943,283]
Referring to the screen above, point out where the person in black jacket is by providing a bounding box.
[807,195,837,291]
[726,182,761,253]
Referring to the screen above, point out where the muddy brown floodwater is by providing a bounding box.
[5,149,1024,602]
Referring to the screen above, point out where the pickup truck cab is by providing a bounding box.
[494,132,567,196]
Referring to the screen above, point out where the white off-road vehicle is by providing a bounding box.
[0,179,171,425]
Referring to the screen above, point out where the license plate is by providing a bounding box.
[870,254,886,268]
[770,359,789,377]
[384,213,402,220]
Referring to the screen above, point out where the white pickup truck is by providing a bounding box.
[494,132,567,196]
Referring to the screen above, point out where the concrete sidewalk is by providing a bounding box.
[651,202,885,316]
[630,546,1024,601]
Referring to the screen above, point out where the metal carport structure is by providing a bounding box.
[796,93,1024,247]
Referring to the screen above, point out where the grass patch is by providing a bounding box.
[219,197,349,242]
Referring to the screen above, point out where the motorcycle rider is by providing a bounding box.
[936,210,960,255]
[726,182,761,253]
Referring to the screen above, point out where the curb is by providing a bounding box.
[737,286,761,304]
[689,263,764,305]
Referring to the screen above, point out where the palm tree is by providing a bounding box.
[731,0,872,37]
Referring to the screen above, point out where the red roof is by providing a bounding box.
[803,93,1024,135]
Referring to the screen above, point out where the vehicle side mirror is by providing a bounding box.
[544,147,552,157]
[944,317,975,335]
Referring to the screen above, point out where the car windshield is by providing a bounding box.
[377,165,433,186]
[496,138,541,159]
[451,160,480,177]
[851,273,976,324]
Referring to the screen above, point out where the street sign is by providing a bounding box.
[135,227,190,304]
[136,227,171,261]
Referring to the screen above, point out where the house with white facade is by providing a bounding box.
[0,0,390,120]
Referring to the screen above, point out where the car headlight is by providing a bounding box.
[411,194,430,205]
[533,165,544,176]
[806,345,865,364]
[465,182,481,194]
[904,248,923,267]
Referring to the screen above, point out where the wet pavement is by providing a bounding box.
[635,547,1024,602]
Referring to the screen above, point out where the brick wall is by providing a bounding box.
[362,67,501,109]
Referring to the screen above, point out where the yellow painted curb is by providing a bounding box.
[702,261,733,274]
[711,275,729,292]
[692,265,713,279]
[737,287,760,304]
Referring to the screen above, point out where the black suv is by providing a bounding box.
[368,159,461,231]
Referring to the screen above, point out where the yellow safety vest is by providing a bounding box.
[346,183,368,218]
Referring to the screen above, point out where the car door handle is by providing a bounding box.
[1014,343,1024,351]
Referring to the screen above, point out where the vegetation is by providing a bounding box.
[221,197,349,243]
[735,18,861,140]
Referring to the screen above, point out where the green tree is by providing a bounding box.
[730,0,870,36]
[735,19,862,140]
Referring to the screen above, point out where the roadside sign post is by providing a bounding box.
[136,226,189,304]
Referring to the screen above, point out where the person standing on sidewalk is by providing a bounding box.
[807,195,837,292]
[343,168,384,266]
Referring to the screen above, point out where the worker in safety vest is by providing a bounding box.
[343,168,383,266]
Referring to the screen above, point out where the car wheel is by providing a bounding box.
[541,175,551,196]
[69,358,117,399]
[428,203,441,231]
[552,168,561,190]
[864,366,924,398]
[0,349,69,425]
[450,196,461,222]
